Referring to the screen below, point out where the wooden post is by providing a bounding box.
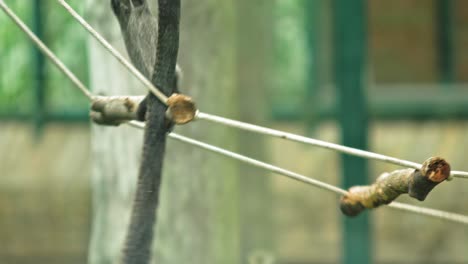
[153,1,240,262]
[235,0,274,262]
[87,1,241,263]
[86,2,143,263]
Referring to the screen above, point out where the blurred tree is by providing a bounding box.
[0,2,33,112]
[235,0,275,262]
[86,2,143,264]
[87,1,272,264]
[0,0,88,115]
[153,1,241,263]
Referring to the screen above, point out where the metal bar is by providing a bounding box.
[0,112,89,122]
[332,1,371,264]
[45,112,89,122]
[271,89,468,121]
[436,0,455,86]
[271,101,468,121]
[0,113,31,121]
[303,0,322,129]
[32,0,46,137]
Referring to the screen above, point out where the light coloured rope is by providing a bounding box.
[128,121,346,194]
[128,121,468,226]
[388,202,468,225]
[195,112,468,180]
[0,0,93,99]
[57,0,168,105]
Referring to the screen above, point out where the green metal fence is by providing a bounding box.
[0,0,89,134]
[272,1,468,263]
[272,0,468,122]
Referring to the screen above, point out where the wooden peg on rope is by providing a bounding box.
[90,93,197,126]
[340,157,451,217]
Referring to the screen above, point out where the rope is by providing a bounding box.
[388,202,468,225]
[195,112,468,180]
[57,0,169,105]
[0,1,93,100]
[128,121,468,225]
[3,0,468,226]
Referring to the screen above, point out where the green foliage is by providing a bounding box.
[0,1,88,115]
[0,1,312,118]
[44,1,89,113]
[0,2,33,113]
[271,0,308,115]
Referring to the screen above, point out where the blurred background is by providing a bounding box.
[1,0,468,263]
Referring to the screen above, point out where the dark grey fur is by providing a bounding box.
[111,0,181,263]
